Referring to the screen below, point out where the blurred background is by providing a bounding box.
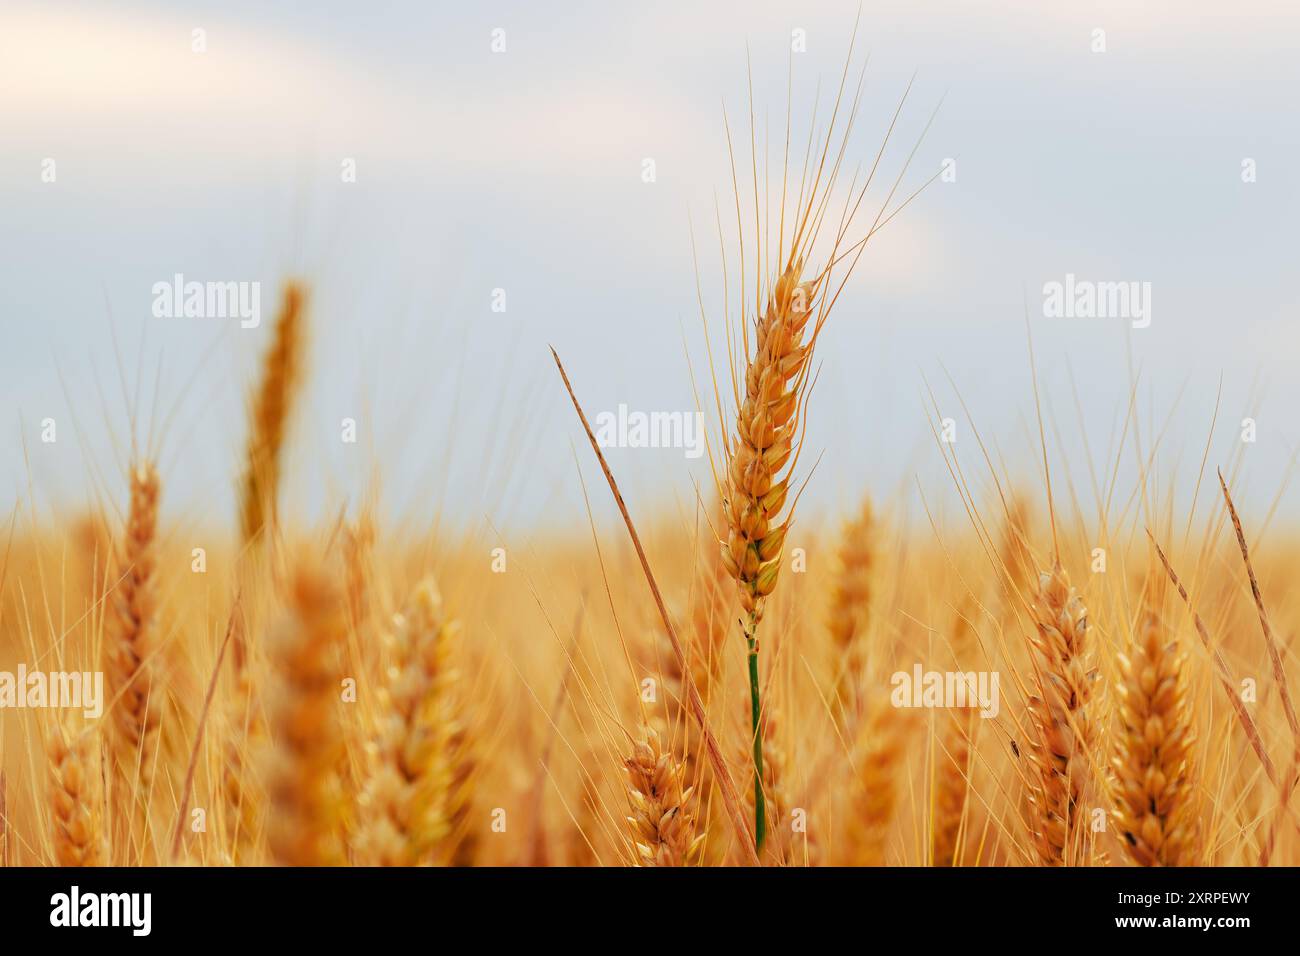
[3,0,1297,535]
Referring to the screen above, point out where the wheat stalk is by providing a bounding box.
[265,563,347,866]
[750,705,795,864]
[239,281,306,548]
[1111,576,1200,866]
[624,726,702,866]
[932,599,979,866]
[353,578,459,866]
[1023,562,1100,865]
[222,659,265,863]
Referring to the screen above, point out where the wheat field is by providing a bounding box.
[1,342,1298,867]
[3,28,1298,871]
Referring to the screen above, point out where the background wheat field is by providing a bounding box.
[2,2,1299,870]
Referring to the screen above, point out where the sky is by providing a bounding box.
[3,0,1298,537]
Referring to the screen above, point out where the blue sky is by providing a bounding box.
[3,1,1297,535]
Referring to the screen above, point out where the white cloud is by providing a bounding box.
[0,4,716,185]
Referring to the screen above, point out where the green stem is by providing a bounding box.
[746,614,766,853]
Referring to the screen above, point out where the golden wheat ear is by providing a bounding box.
[104,461,164,813]
[353,578,459,866]
[1022,563,1101,866]
[264,562,347,866]
[623,726,703,867]
[720,261,818,627]
[48,719,107,866]
[845,696,914,865]
[239,280,306,549]
[1111,572,1201,866]
[828,497,875,715]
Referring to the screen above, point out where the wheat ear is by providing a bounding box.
[353,578,457,866]
[721,262,817,623]
[999,496,1034,597]
[1023,562,1099,865]
[239,281,305,547]
[829,498,875,714]
[343,516,375,633]
[48,721,107,866]
[655,529,729,863]
[1111,577,1200,866]
[442,723,481,866]
[105,461,162,792]
[848,698,913,865]
[624,726,703,866]
[265,564,347,866]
